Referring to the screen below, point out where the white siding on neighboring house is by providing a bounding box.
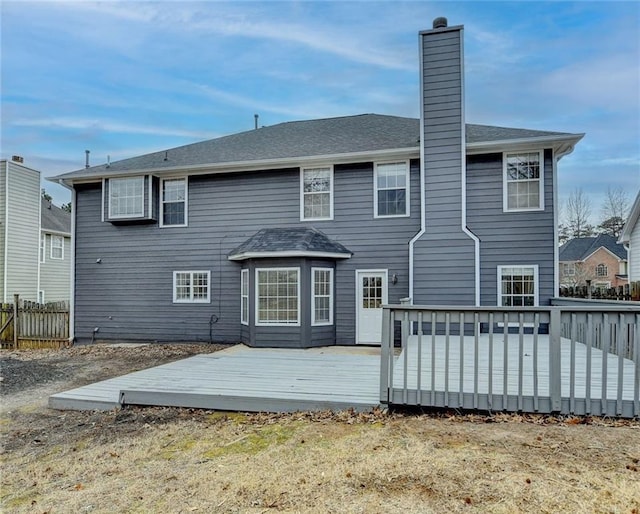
[629,221,640,282]
[0,160,41,302]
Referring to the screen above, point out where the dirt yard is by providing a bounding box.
[1,344,639,513]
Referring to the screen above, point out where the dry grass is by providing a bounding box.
[2,408,639,513]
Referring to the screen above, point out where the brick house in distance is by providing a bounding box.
[559,234,628,290]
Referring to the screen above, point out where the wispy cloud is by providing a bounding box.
[12,117,218,140]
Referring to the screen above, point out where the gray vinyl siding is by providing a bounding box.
[0,162,6,294]
[39,233,71,301]
[412,25,476,306]
[2,161,40,302]
[629,222,640,282]
[467,150,556,306]
[73,160,421,344]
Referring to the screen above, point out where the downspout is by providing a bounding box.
[458,29,481,307]
[58,178,75,343]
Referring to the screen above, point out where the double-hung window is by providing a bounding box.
[173,271,210,303]
[161,178,187,227]
[595,264,608,277]
[51,235,64,260]
[498,265,538,307]
[256,268,300,325]
[301,167,333,220]
[109,176,145,218]
[503,151,544,211]
[312,268,333,326]
[241,269,249,325]
[562,262,575,276]
[375,162,409,217]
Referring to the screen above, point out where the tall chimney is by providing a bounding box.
[85,150,90,169]
[410,19,478,306]
[254,114,259,130]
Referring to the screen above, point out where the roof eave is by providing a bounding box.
[619,191,640,243]
[50,147,421,184]
[466,133,584,158]
[228,250,352,261]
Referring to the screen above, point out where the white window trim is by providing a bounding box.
[40,233,46,263]
[502,150,545,213]
[50,235,64,260]
[300,166,334,221]
[160,177,188,228]
[172,270,211,304]
[497,265,539,307]
[241,269,249,326]
[255,267,301,327]
[108,176,145,219]
[311,267,334,326]
[374,160,410,218]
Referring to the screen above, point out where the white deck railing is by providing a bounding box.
[380,306,639,418]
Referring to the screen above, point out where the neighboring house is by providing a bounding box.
[51,19,583,346]
[40,198,72,302]
[559,234,628,290]
[619,190,640,282]
[0,157,71,303]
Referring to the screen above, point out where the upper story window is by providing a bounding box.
[51,235,64,260]
[301,167,333,220]
[173,271,210,303]
[562,262,575,276]
[503,151,544,212]
[498,265,538,307]
[375,161,409,217]
[595,263,608,277]
[161,178,187,227]
[109,176,144,219]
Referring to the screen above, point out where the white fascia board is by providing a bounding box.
[466,134,585,157]
[40,228,71,237]
[51,147,421,185]
[228,250,352,261]
[619,191,640,244]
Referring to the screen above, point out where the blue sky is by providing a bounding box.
[1,1,639,221]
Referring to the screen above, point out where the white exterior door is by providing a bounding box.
[356,270,387,344]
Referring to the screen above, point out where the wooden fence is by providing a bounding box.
[380,305,640,418]
[559,281,640,301]
[0,294,70,350]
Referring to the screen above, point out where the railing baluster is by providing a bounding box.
[503,311,509,410]
[403,310,409,405]
[634,313,639,417]
[430,311,436,406]
[488,312,494,411]
[616,313,624,416]
[602,314,609,413]
[533,313,539,412]
[570,313,577,414]
[518,312,524,411]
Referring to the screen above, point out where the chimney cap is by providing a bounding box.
[11,155,24,163]
[433,17,448,29]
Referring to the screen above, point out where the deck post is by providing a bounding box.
[549,307,562,412]
[379,307,392,404]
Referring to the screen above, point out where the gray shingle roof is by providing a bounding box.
[52,114,580,181]
[559,234,627,261]
[228,227,352,260]
[41,199,71,235]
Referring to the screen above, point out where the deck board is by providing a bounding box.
[49,345,382,412]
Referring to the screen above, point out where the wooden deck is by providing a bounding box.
[49,345,381,413]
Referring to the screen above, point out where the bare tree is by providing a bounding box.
[559,188,594,243]
[597,186,630,237]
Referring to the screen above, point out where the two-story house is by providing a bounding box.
[0,157,72,304]
[559,234,628,290]
[51,19,583,346]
